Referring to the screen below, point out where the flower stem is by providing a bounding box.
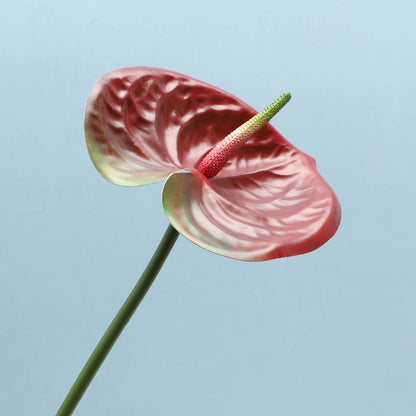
[56,224,179,416]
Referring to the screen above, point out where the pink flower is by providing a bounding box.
[85,67,341,261]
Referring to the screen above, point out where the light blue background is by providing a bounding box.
[1,1,415,415]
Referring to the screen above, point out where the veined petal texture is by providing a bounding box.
[86,67,341,260]
[163,164,340,261]
[85,67,262,186]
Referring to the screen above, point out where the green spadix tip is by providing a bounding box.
[242,92,292,135]
[259,92,291,120]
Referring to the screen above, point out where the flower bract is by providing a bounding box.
[85,67,341,261]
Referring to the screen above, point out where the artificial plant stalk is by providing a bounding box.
[56,224,179,416]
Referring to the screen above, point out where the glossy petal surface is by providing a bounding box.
[163,161,340,261]
[85,67,256,186]
[86,67,340,261]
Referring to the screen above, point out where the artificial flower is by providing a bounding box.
[85,67,340,261]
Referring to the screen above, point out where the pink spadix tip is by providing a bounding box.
[197,92,291,179]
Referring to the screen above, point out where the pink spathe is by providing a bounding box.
[85,67,341,261]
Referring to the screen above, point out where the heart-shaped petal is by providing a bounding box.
[86,67,341,261]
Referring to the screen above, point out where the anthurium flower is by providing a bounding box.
[85,67,340,261]
[56,67,341,416]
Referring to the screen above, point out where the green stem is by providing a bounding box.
[56,224,179,416]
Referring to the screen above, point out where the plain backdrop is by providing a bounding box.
[1,1,415,415]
